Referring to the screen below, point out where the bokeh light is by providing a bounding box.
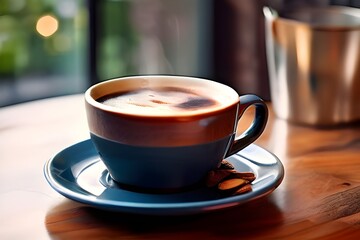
[36,15,58,37]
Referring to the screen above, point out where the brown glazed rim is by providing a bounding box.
[84,75,240,119]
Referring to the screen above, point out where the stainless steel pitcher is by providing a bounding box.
[264,6,360,126]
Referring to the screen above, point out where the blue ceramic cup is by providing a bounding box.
[85,75,268,192]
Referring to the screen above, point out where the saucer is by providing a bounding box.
[44,139,284,215]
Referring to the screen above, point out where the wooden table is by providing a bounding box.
[1,94,360,239]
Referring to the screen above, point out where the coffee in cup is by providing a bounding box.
[85,75,268,192]
[98,87,220,114]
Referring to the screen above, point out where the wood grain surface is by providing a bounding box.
[1,95,360,239]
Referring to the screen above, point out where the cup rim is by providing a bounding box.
[268,6,360,31]
[85,75,240,118]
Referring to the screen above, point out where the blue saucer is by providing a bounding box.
[44,139,284,215]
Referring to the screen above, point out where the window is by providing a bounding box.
[0,0,87,107]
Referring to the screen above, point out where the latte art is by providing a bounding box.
[98,87,220,115]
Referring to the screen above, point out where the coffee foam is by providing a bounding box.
[90,76,239,116]
[100,87,222,115]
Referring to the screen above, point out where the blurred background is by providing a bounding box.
[0,0,87,106]
[0,0,359,107]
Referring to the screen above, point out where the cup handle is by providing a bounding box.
[225,94,268,157]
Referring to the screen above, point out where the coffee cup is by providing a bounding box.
[85,75,268,192]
